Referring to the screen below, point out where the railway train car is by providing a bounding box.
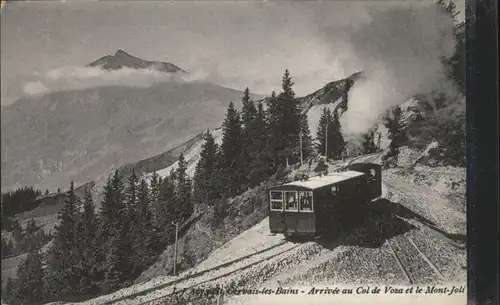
[268,162,382,237]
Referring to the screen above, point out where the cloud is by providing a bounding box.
[23,81,50,95]
[21,66,206,96]
[328,3,457,135]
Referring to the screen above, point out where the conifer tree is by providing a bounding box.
[15,249,45,305]
[150,171,160,210]
[46,181,79,300]
[361,131,377,154]
[3,277,18,304]
[248,100,273,186]
[100,171,126,238]
[383,107,406,154]
[267,70,301,166]
[316,107,344,160]
[193,130,219,205]
[74,183,99,297]
[240,88,257,186]
[102,235,128,293]
[241,87,257,137]
[281,69,295,99]
[110,170,126,227]
[331,110,345,159]
[125,170,139,213]
[299,112,314,161]
[131,179,155,275]
[220,102,245,196]
[175,153,193,222]
[316,107,332,159]
[97,171,132,291]
[157,172,176,246]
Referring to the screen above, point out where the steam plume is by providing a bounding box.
[338,3,456,135]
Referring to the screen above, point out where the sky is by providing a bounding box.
[0,0,464,107]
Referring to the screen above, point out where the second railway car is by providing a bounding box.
[268,162,381,237]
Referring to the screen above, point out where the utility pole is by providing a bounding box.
[299,133,303,166]
[325,117,329,161]
[173,221,179,276]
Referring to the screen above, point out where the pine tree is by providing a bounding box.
[361,131,377,154]
[316,107,344,160]
[220,102,245,196]
[103,234,127,293]
[383,107,406,154]
[3,277,18,304]
[248,100,273,186]
[98,176,114,243]
[299,112,314,161]
[280,69,301,164]
[110,170,126,229]
[97,171,132,292]
[123,170,140,272]
[267,70,302,166]
[193,130,220,205]
[156,172,176,247]
[150,171,160,213]
[240,88,257,188]
[46,181,79,300]
[16,249,45,304]
[73,183,99,297]
[100,170,126,238]
[330,110,345,159]
[316,107,332,159]
[130,179,155,276]
[175,153,193,222]
[125,170,139,213]
[281,69,295,99]
[241,87,257,137]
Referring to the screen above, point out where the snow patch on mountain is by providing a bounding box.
[143,128,224,181]
[305,99,342,138]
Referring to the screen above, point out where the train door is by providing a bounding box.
[322,185,340,233]
[297,191,314,234]
[348,163,382,200]
[366,166,382,199]
[283,191,299,234]
[269,190,285,233]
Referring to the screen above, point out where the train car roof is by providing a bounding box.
[276,170,366,190]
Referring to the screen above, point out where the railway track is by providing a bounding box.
[387,234,444,285]
[99,240,299,305]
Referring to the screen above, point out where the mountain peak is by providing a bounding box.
[88,50,185,73]
[115,49,130,56]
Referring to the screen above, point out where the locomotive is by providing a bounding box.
[268,163,382,237]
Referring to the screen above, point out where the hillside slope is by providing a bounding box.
[71,153,465,305]
[1,81,256,192]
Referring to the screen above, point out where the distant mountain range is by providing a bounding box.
[88,49,185,73]
[1,51,261,192]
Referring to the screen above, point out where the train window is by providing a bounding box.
[368,169,376,182]
[299,191,313,212]
[270,191,283,211]
[285,191,298,211]
[331,185,339,196]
